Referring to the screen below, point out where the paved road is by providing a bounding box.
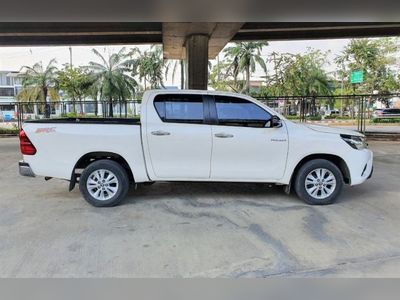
[1,138,400,277]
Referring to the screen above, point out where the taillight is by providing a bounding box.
[19,130,37,155]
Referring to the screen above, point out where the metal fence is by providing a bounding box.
[9,100,142,129]
[1,93,399,133]
[255,93,400,133]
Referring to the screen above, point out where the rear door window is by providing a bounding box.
[154,94,205,124]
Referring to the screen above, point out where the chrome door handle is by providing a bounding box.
[151,130,171,136]
[214,133,234,138]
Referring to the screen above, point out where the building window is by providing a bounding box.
[0,87,15,97]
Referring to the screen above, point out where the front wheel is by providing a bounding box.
[79,159,129,207]
[294,159,344,205]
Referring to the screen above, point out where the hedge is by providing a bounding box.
[0,128,19,135]
[371,118,400,124]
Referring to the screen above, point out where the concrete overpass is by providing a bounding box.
[1,22,400,89]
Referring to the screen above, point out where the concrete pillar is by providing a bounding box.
[185,34,209,90]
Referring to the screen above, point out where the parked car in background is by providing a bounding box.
[325,109,340,117]
[372,108,400,119]
[19,90,373,207]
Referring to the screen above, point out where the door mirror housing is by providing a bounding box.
[271,115,282,128]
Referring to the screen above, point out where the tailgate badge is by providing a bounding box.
[35,127,56,134]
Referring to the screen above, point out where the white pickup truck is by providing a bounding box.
[19,90,373,207]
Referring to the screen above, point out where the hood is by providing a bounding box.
[302,123,364,137]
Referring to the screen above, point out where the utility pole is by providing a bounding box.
[69,46,73,68]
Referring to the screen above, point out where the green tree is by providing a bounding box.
[131,45,165,90]
[87,48,137,117]
[17,59,59,117]
[266,49,332,96]
[265,49,332,115]
[209,60,245,92]
[335,38,398,94]
[223,42,268,93]
[165,59,185,89]
[57,65,94,114]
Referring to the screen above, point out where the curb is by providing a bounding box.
[0,134,18,138]
[365,132,400,141]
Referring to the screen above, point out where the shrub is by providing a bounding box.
[306,115,322,121]
[371,118,400,124]
[285,115,300,120]
[0,128,19,135]
[325,116,353,120]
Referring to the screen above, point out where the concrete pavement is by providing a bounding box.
[0,137,400,277]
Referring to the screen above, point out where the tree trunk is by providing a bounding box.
[79,97,84,115]
[180,60,184,89]
[245,65,250,93]
[33,104,38,119]
[72,97,76,114]
[94,98,98,116]
[109,97,113,117]
[43,87,50,118]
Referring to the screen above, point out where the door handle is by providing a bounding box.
[214,133,234,138]
[151,130,171,136]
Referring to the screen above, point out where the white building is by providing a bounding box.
[0,71,21,120]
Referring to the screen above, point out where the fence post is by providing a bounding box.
[361,96,365,133]
[300,98,305,122]
[17,103,21,130]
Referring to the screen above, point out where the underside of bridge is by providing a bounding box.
[1,22,400,89]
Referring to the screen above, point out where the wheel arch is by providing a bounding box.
[289,154,351,188]
[69,151,134,191]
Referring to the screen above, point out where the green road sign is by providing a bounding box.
[351,70,364,84]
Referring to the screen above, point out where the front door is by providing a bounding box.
[210,95,288,181]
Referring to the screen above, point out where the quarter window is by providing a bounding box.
[215,96,271,127]
[154,94,204,124]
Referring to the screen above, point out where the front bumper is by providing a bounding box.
[19,161,35,177]
[349,149,373,186]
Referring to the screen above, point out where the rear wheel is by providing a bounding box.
[294,159,343,205]
[79,159,129,207]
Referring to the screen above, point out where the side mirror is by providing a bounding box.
[271,115,282,128]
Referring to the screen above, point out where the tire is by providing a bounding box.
[79,159,129,207]
[294,159,343,205]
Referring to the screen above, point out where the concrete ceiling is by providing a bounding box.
[1,22,400,58]
[162,22,244,59]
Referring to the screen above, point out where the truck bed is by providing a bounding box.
[22,118,148,182]
[24,117,141,125]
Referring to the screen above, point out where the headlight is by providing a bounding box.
[340,134,368,150]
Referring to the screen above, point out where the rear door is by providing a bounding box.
[146,93,212,179]
[209,95,288,181]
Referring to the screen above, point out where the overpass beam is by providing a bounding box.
[185,34,209,90]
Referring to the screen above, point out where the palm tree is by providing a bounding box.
[224,42,268,93]
[165,59,185,89]
[86,48,137,117]
[18,59,59,117]
[131,45,165,90]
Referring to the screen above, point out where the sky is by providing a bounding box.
[0,39,351,86]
